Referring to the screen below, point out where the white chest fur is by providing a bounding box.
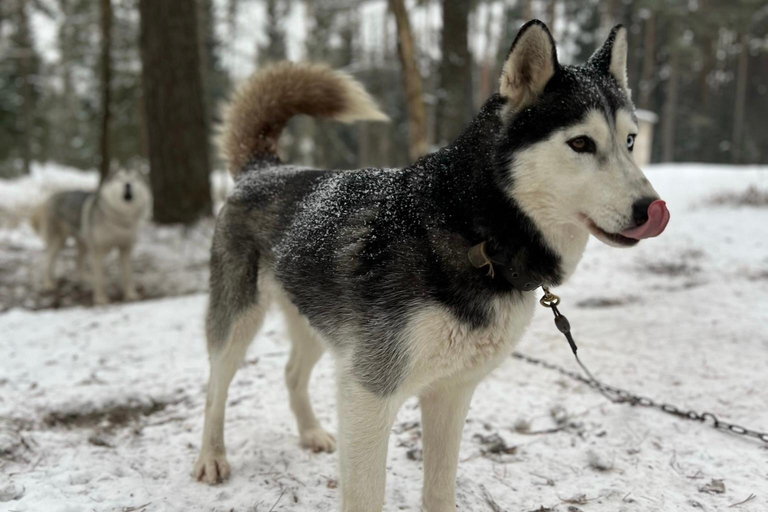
[402,292,537,393]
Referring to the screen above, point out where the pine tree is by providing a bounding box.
[0,0,44,177]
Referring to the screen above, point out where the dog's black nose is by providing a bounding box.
[124,183,133,201]
[631,197,656,226]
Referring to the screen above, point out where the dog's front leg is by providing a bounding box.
[337,370,403,512]
[75,240,87,281]
[42,235,65,290]
[119,246,138,301]
[90,248,108,305]
[420,379,479,512]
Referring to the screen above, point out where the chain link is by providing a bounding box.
[511,351,768,444]
[523,287,768,445]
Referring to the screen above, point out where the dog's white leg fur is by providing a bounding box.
[43,236,64,290]
[194,306,266,484]
[119,246,138,301]
[420,379,479,512]
[75,240,87,280]
[337,370,404,512]
[90,248,108,305]
[283,303,336,452]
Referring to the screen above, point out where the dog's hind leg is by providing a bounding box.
[42,235,65,290]
[90,248,108,305]
[282,302,335,452]
[195,228,265,485]
[119,246,138,301]
[75,240,87,281]
[419,379,479,512]
[194,303,266,484]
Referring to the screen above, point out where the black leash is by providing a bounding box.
[522,287,768,445]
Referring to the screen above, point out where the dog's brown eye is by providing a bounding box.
[567,136,596,154]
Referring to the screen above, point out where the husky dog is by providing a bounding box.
[194,21,670,512]
[31,168,151,305]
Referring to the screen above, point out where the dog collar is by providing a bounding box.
[468,241,543,292]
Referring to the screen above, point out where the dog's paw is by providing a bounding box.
[301,428,336,453]
[194,452,230,485]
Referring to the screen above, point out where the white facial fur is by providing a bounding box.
[510,108,660,266]
[100,169,151,219]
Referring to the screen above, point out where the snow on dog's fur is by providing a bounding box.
[194,20,669,512]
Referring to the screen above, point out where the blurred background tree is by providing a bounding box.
[1,0,766,219]
[139,0,212,223]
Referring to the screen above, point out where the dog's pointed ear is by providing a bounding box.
[499,20,558,111]
[589,25,629,92]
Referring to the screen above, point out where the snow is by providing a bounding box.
[1,164,768,511]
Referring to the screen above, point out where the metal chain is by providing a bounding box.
[517,287,768,445]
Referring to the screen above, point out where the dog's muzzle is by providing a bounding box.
[124,183,133,202]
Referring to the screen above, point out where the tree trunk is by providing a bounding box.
[731,32,749,164]
[547,0,557,36]
[139,0,212,224]
[638,12,655,110]
[98,0,112,181]
[477,3,496,104]
[698,35,714,107]
[16,0,33,174]
[436,0,473,146]
[523,0,532,20]
[601,0,618,33]
[661,45,679,163]
[389,0,427,161]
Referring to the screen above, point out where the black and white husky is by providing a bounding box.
[194,21,670,512]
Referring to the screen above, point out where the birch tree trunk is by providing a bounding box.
[389,0,427,161]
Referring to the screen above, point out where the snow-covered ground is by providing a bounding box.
[1,164,767,511]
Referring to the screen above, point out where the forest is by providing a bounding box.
[1,0,766,219]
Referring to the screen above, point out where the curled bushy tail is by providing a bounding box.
[218,62,389,178]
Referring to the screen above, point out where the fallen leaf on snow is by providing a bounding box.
[698,479,726,494]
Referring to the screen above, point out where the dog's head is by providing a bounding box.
[101,166,151,217]
[497,20,669,247]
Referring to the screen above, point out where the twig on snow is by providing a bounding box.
[122,503,151,512]
[268,488,286,512]
[728,494,757,508]
[480,484,503,512]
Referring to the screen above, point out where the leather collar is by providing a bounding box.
[468,241,543,292]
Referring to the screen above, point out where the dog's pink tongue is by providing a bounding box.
[621,200,670,240]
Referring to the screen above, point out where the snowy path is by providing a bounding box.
[1,165,767,511]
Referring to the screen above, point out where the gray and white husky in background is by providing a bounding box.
[31,168,151,305]
[195,21,670,512]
